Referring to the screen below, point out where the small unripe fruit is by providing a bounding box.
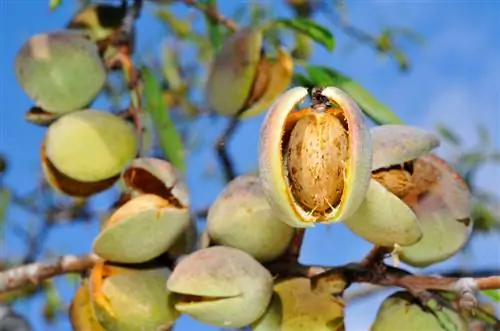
[15,31,106,113]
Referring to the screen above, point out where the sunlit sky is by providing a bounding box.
[0,1,499,330]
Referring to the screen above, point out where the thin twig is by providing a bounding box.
[0,254,100,293]
[179,0,238,32]
[216,115,241,182]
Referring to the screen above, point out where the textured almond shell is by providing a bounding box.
[206,28,263,116]
[258,87,372,228]
[343,179,422,247]
[371,124,440,171]
[93,194,189,263]
[400,154,473,267]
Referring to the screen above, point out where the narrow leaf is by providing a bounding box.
[436,124,462,146]
[304,65,404,125]
[483,289,500,302]
[0,189,10,242]
[274,18,335,51]
[204,0,222,51]
[141,67,186,172]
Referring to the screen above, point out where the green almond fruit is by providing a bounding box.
[343,179,422,247]
[400,154,473,267]
[69,282,106,331]
[15,31,106,114]
[371,291,468,331]
[207,174,295,262]
[45,109,138,183]
[206,27,263,117]
[273,277,345,331]
[90,265,179,331]
[251,292,283,331]
[93,194,190,263]
[167,246,274,328]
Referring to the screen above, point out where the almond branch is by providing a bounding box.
[0,254,100,293]
[179,0,238,32]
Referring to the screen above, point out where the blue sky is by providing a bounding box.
[0,0,499,330]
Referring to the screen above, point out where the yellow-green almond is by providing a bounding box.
[69,282,106,331]
[91,267,179,331]
[15,31,106,113]
[207,174,295,262]
[167,246,274,328]
[274,277,345,331]
[343,179,423,247]
[93,194,189,263]
[371,291,468,331]
[45,110,137,182]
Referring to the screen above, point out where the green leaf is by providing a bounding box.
[0,189,10,242]
[483,289,500,302]
[304,65,404,125]
[49,0,62,11]
[203,0,222,51]
[273,18,335,51]
[436,124,462,146]
[293,72,313,87]
[156,9,191,38]
[141,67,186,172]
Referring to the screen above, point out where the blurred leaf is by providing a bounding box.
[273,18,335,51]
[142,67,186,172]
[392,49,410,71]
[49,0,62,11]
[43,282,62,324]
[472,202,498,231]
[203,0,222,51]
[436,124,462,146]
[458,151,484,167]
[156,9,191,38]
[490,152,500,162]
[162,45,182,91]
[293,72,313,87]
[483,289,500,302]
[390,27,424,45]
[477,124,490,145]
[304,65,404,125]
[0,189,11,242]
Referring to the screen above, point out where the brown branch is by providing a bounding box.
[179,0,238,32]
[360,246,391,267]
[0,254,100,293]
[216,114,241,182]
